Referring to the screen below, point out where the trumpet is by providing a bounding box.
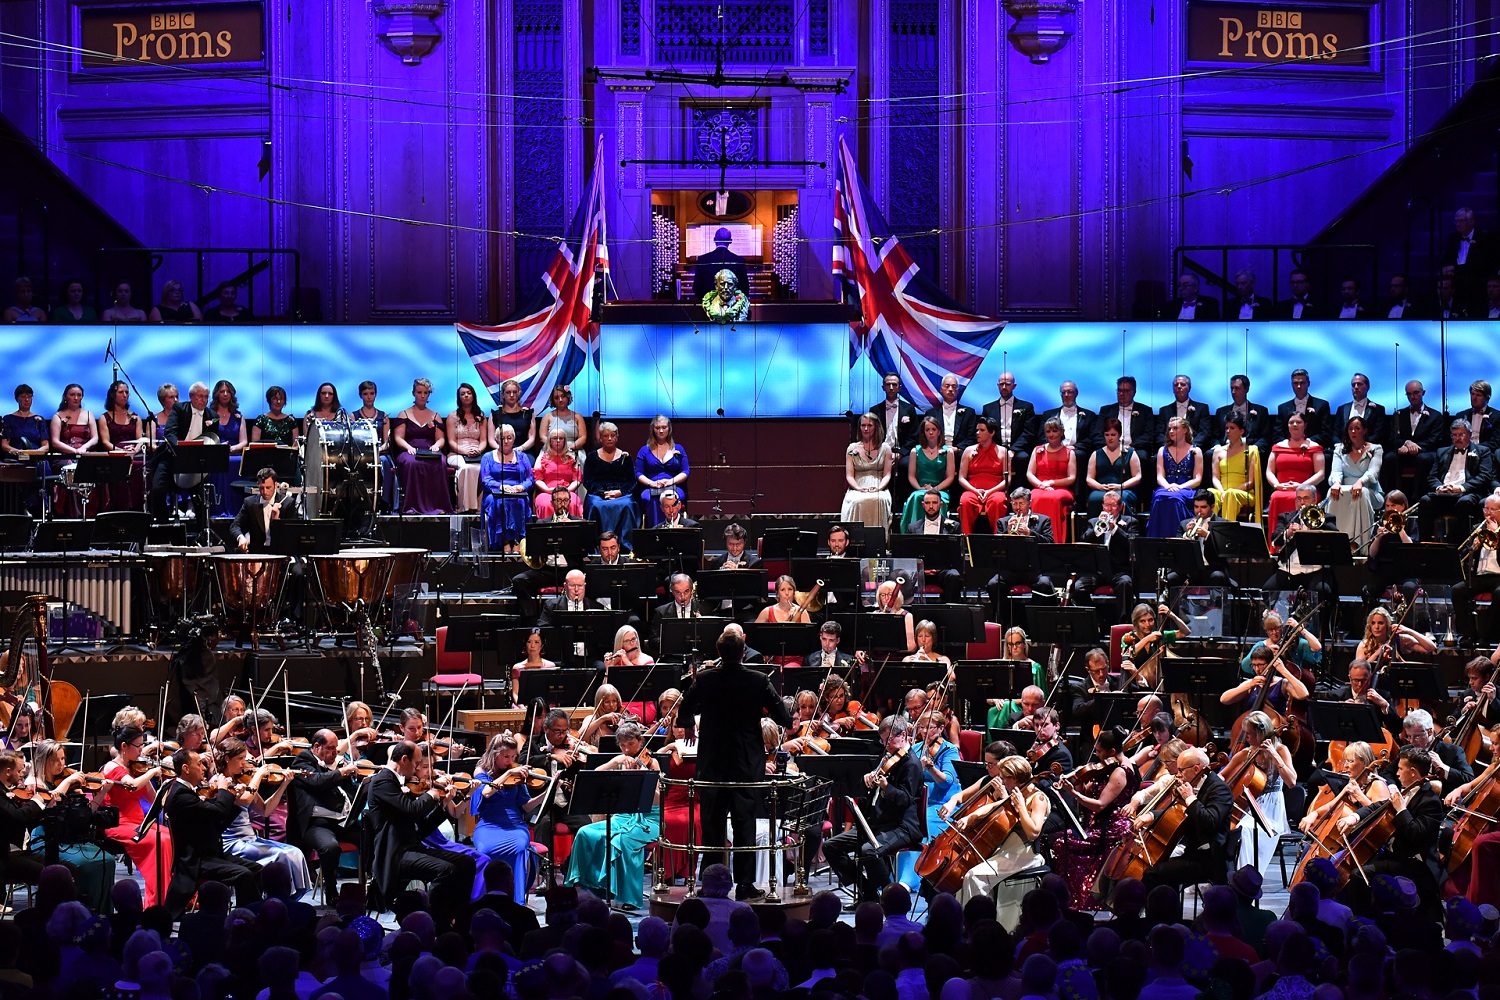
[1182,516,1207,539]
[1295,504,1325,529]
[1097,511,1117,533]
[1004,513,1026,534]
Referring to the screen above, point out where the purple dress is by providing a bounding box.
[1054,760,1140,909]
[207,411,243,517]
[102,414,146,512]
[635,445,690,527]
[396,417,454,514]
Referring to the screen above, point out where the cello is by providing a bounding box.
[913,762,1056,896]
[1445,660,1500,767]
[1446,758,1500,875]
[1327,778,1424,891]
[1289,750,1387,886]
[1097,744,1225,886]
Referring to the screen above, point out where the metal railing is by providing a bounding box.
[94,246,302,321]
[1172,243,1379,307]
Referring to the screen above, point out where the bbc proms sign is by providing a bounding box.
[77,2,264,69]
[1186,2,1371,67]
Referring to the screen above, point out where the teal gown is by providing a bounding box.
[564,807,661,906]
[900,446,954,531]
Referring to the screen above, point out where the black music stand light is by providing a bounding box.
[1161,657,1240,733]
[241,443,300,482]
[634,526,703,576]
[1027,606,1098,671]
[789,557,862,610]
[271,518,342,556]
[964,535,1039,573]
[890,534,962,572]
[992,728,1038,754]
[760,528,818,561]
[865,661,946,706]
[1037,543,1109,579]
[1308,701,1386,746]
[567,768,659,907]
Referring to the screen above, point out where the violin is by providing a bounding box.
[867,743,909,805]
[500,766,552,790]
[839,700,880,732]
[788,719,832,756]
[57,767,110,793]
[128,757,174,778]
[1026,736,1058,765]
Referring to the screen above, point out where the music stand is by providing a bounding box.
[1027,606,1098,661]
[919,604,983,649]
[242,443,299,482]
[586,563,660,614]
[73,453,131,491]
[954,760,988,787]
[33,519,91,552]
[1038,543,1109,579]
[1209,521,1269,560]
[890,534,962,572]
[517,667,596,707]
[992,728,1038,754]
[794,754,880,820]
[760,528,817,561]
[634,527,703,576]
[0,514,32,552]
[790,557,862,609]
[865,662,945,704]
[567,768,659,906]
[1391,544,1464,585]
[693,569,767,611]
[549,610,629,663]
[954,659,1032,728]
[271,518,342,556]
[92,511,151,551]
[829,613,911,654]
[659,616,733,662]
[1132,537,1203,583]
[599,665,673,708]
[1308,701,1386,745]
[1382,665,1446,705]
[744,622,819,664]
[382,517,448,552]
[172,443,231,541]
[1281,530,1354,568]
[1090,692,1147,734]
[776,664,859,697]
[963,535,1038,573]
[529,520,597,568]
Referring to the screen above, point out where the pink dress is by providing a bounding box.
[101,760,174,908]
[533,453,583,518]
[1029,446,1075,541]
[1268,442,1322,536]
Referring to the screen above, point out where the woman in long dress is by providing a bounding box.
[100,724,173,908]
[635,415,690,527]
[1328,415,1383,556]
[445,383,493,513]
[470,732,547,902]
[49,383,98,517]
[1028,418,1077,541]
[584,421,640,549]
[1146,417,1203,537]
[944,754,1050,905]
[480,423,533,553]
[216,738,313,897]
[1085,418,1141,515]
[565,721,662,909]
[1052,729,1139,909]
[840,413,893,532]
[208,380,248,517]
[659,722,700,882]
[97,379,146,512]
[1210,413,1263,523]
[1266,413,1325,530]
[25,738,118,910]
[492,378,537,456]
[900,416,956,531]
[534,427,584,519]
[1219,711,1296,876]
[393,378,453,515]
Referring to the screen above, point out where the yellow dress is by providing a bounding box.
[1211,445,1263,523]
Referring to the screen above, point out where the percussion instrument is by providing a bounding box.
[0,554,139,634]
[303,418,380,518]
[358,546,428,634]
[310,552,393,608]
[145,548,210,605]
[213,554,289,641]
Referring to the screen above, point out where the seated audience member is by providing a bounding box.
[203,283,253,322]
[4,276,48,323]
[445,383,493,514]
[392,377,453,515]
[1276,268,1319,319]
[1225,268,1271,320]
[1161,271,1220,321]
[149,279,203,323]
[101,279,148,323]
[1385,272,1417,318]
[49,279,98,323]
[1085,416,1142,515]
[1336,276,1368,319]
[636,414,689,527]
[584,420,639,549]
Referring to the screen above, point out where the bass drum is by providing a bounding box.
[303,418,380,522]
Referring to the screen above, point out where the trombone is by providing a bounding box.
[1458,519,1500,552]
[1295,504,1326,529]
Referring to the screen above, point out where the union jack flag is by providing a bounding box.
[457,138,610,409]
[832,137,1004,409]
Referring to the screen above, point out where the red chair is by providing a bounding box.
[958,729,984,762]
[423,625,500,717]
[965,622,1002,660]
[1108,623,1133,671]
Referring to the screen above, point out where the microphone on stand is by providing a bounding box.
[103,336,113,362]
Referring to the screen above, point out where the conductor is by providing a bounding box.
[692,227,750,300]
[677,627,793,901]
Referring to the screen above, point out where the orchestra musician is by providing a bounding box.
[904,620,953,671]
[870,579,917,653]
[1073,490,1138,614]
[1222,711,1297,876]
[655,488,698,528]
[1138,746,1235,895]
[1381,709,1472,798]
[780,691,828,755]
[23,738,115,908]
[1221,644,1310,714]
[1364,490,1421,611]
[471,732,547,902]
[1459,655,1500,729]
[1336,745,1445,920]
[1264,484,1339,608]
[655,572,702,627]
[231,467,299,552]
[710,522,761,570]
[1331,659,1401,736]
[339,701,380,761]
[1299,741,1388,835]
[823,714,924,907]
[1452,496,1500,642]
[164,747,263,912]
[214,737,312,897]
[99,725,173,908]
[1241,609,1321,678]
[755,574,809,626]
[676,628,794,901]
[538,569,606,628]
[288,728,361,907]
[983,489,1055,617]
[603,625,653,669]
[1443,753,1500,906]
[1122,736,1187,811]
[526,708,589,883]
[942,751,1050,905]
[1067,648,1122,733]
[564,721,662,910]
[579,684,630,745]
[1,748,76,889]
[1356,605,1438,664]
[1054,729,1139,909]
[366,740,475,929]
[1120,603,1189,689]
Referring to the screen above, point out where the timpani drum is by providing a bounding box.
[213,553,289,611]
[309,552,393,609]
[145,548,209,604]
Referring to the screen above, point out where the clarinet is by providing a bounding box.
[355,602,387,702]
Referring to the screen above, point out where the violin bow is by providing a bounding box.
[74,691,89,769]
[371,673,409,735]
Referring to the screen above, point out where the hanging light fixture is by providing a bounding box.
[1002,0,1077,64]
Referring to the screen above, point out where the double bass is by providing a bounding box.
[913,763,1055,896]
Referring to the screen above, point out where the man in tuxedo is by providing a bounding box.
[1335,277,1368,320]
[709,522,761,569]
[588,531,631,566]
[1276,268,1320,320]
[1484,274,1500,319]
[1424,420,1493,528]
[804,620,860,671]
[1383,710,1473,799]
[1157,374,1212,451]
[1066,648,1122,735]
[823,715,924,906]
[653,571,702,629]
[657,489,699,528]
[1039,380,1099,463]
[1342,745,1446,919]
[510,486,594,617]
[1225,269,1271,321]
[0,750,65,888]
[1429,275,1467,320]
[1160,272,1220,321]
[149,380,214,522]
[365,741,475,928]
[1451,495,1500,642]
[981,370,1037,459]
[1104,376,1157,457]
[870,373,921,459]
[1453,379,1498,448]
[538,569,607,627]
[1173,492,1235,588]
[1141,746,1235,893]
[1363,490,1421,610]
[906,490,963,602]
[678,629,794,900]
[924,374,978,450]
[164,747,262,912]
[1384,380,1448,495]
[1444,206,1495,311]
[289,728,361,906]
[692,227,749,300]
[1336,373,1390,452]
[1071,490,1137,617]
[1383,273,1418,318]
[232,467,300,552]
[1264,485,1338,608]
[1212,375,1273,454]
[1276,368,1334,449]
[984,488,1055,617]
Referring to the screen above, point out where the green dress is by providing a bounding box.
[565,811,661,907]
[900,446,953,531]
[985,660,1047,733]
[253,413,298,445]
